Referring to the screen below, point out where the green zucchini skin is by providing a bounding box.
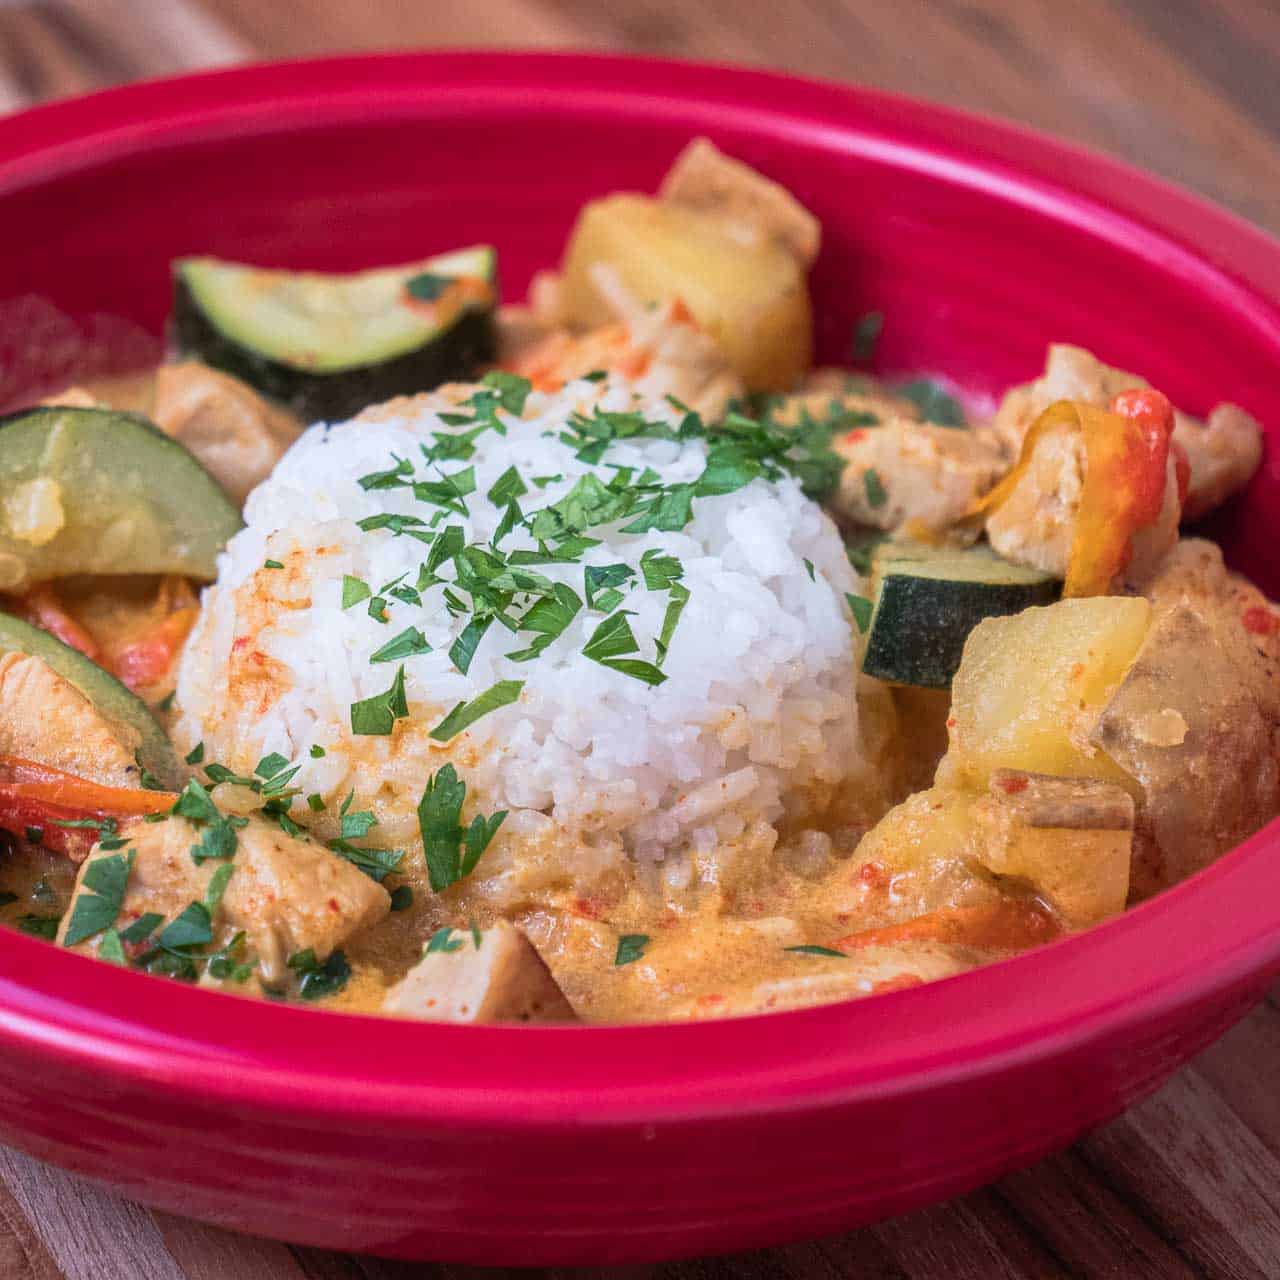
[171,273,497,425]
[0,406,242,589]
[860,544,1061,688]
[0,611,181,788]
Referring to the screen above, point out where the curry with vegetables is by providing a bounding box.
[0,139,1272,1024]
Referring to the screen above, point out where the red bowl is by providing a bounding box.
[1,52,1279,1266]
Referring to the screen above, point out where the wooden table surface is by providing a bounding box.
[1,2,1278,1277]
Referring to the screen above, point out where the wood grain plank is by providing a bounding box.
[0,1170,66,1280]
[0,1148,186,1280]
[151,1209,312,1280]
[1084,1062,1280,1280]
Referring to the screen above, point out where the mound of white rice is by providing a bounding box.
[174,375,869,901]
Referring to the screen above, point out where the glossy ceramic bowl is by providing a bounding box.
[0,52,1278,1266]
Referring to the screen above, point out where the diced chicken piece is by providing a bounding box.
[985,408,1181,587]
[971,770,1134,927]
[658,137,822,267]
[512,267,745,422]
[1092,581,1280,896]
[60,813,390,985]
[151,362,301,505]
[1179,403,1264,521]
[0,651,143,787]
[828,418,1006,534]
[672,941,983,1019]
[383,920,576,1023]
[494,304,554,366]
[993,344,1262,519]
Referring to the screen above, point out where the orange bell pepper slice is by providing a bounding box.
[0,755,175,861]
[973,390,1176,597]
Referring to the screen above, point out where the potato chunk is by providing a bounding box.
[557,194,812,390]
[938,597,1150,792]
[1091,602,1280,895]
[971,770,1133,927]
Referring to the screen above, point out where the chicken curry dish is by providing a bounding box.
[0,139,1273,1024]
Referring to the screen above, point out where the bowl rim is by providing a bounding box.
[1,49,1279,1131]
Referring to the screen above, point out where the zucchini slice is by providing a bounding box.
[0,406,241,591]
[172,246,498,422]
[0,611,180,787]
[860,542,1061,688]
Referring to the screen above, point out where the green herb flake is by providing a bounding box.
[389,884,413,912]
[350,665,410,736]
[639,549,683,591]
[97,927,127,965]
[898,377,966,427]
[263,559,284,570]
[470,919,483,949]
[784,944,848,958]
[16,915,58,940]
[845,592,874,635]
[404,271,451,301]
[156,690,177,713]
[863,468,888,509]
[119,912,163,945]
[429,679,524,743]
[309,744,326,759]
[306,793,326,813]
[288,948,352,1001]
[203,863,236,916]
[851,310,884,363]
[157,900,213,950]
[487,464,528,507]
[170,778,220,825]
[614,934,650,966]
[184,741,205,765]
[341,575,372,609]
[190,817,238,865]
[425,926,464,954]
[62,849,135,947]
[803,558,816,582]
[417,763,507,892]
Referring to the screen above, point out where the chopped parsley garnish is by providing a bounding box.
[803,558,816,582]
[97,928,127,965]
[288,948,352,1000]
[62,849,135,946]
[582,613,666,686]
[155,690,176,713]
[487,465,528,507]
[898,377,965,427]
[845,530,887,575]
[863,468,888,509]
[119,912,163,945]
[425,926,464,954]
[350,665,410,736]
[389,885,413,912]
[190,817,240,864]
[263,559,284,570]
[614,934,650,966]
[584,563,634,613]
[851,310,884,363]
[157,900,214,950]
[404,271,452,302]
[342,575,372,609]
[639,549,683,591]
[429,679,524,743]
[309,744,326,758]
[846,593,874,634]
[16,915,59,940]
[171,778,220,824]
[784,944,848,958]
[469,919,483,949]
[134,752,165,792]
[185,741,205,765]
[416,763,507,893]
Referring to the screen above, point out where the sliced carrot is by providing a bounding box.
[834,898,1059,955]
[0,755,175,861]
[111,605,198,692]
